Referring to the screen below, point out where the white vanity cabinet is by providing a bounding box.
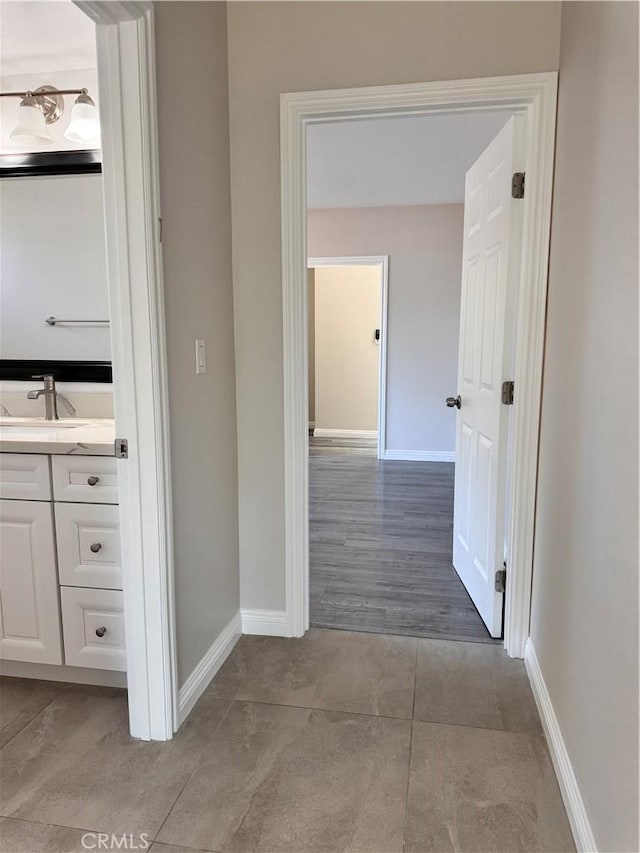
[0,452,125,674]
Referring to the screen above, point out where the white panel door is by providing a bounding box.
[0,499,62,663]
[452,117,517,637]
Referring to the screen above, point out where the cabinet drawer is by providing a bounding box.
[61,587,126,671]
[0,454,51,501]
[55,503,122,590]
[52,456,118,504]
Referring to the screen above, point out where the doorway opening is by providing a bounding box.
[307,257,388,457]
[282,74,558,657]
[306,113,519,642]
[0,2,175,740]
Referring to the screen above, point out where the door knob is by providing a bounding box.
[95,627,107,638]
[90,542,102,553]
[87,476,99,486]
[446,395,461,409]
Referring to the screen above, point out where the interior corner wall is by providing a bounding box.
[529,2,639,850]
[155,1,240,688]
[308,205,463,453]
[227,0,562,614]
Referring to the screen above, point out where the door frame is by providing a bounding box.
[281,73,558,655]
[76,1,177,739]
[307,256,389,459]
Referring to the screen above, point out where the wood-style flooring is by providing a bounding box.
[309,436,498,643]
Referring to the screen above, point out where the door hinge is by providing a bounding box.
[501,380,515,405]
[512,172,525,199]
[114,438,129,459]
[495,564,507,593]
[158,217,164,243]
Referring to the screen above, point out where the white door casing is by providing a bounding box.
[452,117,518,637]
[282,75,558,653]
[75,1,177,739]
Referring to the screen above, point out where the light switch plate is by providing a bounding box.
[195,339,207,374]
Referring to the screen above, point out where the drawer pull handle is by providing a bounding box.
[95,627,107,638]
[90,542,102,553]
[87,476,100,486]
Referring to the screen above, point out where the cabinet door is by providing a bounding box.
[0,500,62,664]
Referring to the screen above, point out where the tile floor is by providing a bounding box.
[0,629,575,853]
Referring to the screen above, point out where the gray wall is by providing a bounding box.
[308,205,464,454]
[530,3,639,850]
[155,2,239,687]
[227,0,562,613]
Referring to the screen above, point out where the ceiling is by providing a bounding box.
[307,110,514,208]
[0,1,96,77]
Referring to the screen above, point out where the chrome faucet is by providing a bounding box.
[27,375,59,420]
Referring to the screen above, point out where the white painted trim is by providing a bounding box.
[308,255,389,459]
[282,73,558,652]
[177,611,241,725]
[383,449,455,463]
[525,640,597,853]
[314,429,378,439]
[75,2,177,740]
[0,659,127,688]
[241,609,287,637]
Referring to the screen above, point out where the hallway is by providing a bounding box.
[309,436,494,641]
[0,629,574,852]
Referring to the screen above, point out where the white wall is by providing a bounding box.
[155,2,240,688]
[0,173,110,361]
[313,265,379,433]
[308,206,463,454]
[530,3,639,850]
[227,0,562,613]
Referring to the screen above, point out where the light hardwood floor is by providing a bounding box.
[309,435,498,642]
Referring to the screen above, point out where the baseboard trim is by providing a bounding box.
[383,449,455,463]
[0,659,126,688]
[525,639,597,853]
[241,608,287,636]
[313,428,378,439]
[177,610,241,726]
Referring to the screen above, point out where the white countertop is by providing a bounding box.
[0,418,116,456]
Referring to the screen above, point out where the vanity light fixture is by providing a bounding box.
[1,84,100,147]
[9,91,54,144]
[64,89,100,145]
